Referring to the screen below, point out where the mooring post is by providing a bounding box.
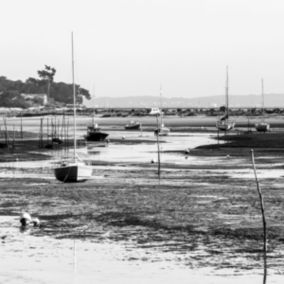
[12,125,15,150]
[251,149,267,284]
[217,127,219,144]
[155,115,161,178]
[20,114,23,139]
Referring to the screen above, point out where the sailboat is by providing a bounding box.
[54,33,92,183]
[255,79,270,132]
[85,116,109,141]
[124,120,142,130]
[154,85,170,136]
[216,66,235,131]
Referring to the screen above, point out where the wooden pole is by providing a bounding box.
[39,118,43,148]
[12,125,15,150]
[20,114,23,139]
[155,115,161,178]
[217,127,219,145]
[46,117,49,144]
[251,149,267,284]
[3,117,8,146]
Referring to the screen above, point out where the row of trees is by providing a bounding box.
[0,65,91,108]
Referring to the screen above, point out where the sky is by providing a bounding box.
[1,0,284,104]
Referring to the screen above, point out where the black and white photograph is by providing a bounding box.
[0,0,284,283]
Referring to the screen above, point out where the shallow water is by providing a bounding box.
[82,131,215,164]
[0,132,217,179]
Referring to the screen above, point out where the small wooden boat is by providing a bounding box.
[255,122,270,132]
[85,123,109,141]
[124,120,142,130]
[152,87,170,136]
[154,124,170,136]
[149,107,161,116]
[216,119,235,131]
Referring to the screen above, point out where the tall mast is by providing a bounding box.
[159,84,163,126]
[71,32,77,159]
[261,78,264,119]
[225,66,229,119]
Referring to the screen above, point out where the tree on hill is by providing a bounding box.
[37,65,56,104]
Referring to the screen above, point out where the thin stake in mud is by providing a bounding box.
[155,114,161,177]
[20,114,23,139]
[251,149,267,284]
[217,126,219,144]
[39,117,43,148]
[12,125,15,150]
[3,117,8,146]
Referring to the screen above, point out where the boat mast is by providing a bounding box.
[159,84,164,126]
[71,32,77,160]
[261,78,264,121]
[225,66,229,120]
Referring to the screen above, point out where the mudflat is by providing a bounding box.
[0,115,283,283]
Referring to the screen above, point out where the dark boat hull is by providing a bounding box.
[85,132,109,141]
[255,122,270,132]
[54,163,92,183]
[125,124,141,130]
[55,165,78,182]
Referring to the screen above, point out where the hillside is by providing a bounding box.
[0,76,91,108]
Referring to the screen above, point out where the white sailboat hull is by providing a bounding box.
[216,121,235,131]
[154,126,170,136]
[54,162,92,183]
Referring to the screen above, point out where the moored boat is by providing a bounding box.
[124,120,142,130]
[54,32,92,183]
[154,124,170,136]
[217,66,235,132]
[216,119,235,131]
[255,79,270,132]
[55,161,93,182]
[85,123,109,141]
[153,86,170,136]
[255,122,270,132]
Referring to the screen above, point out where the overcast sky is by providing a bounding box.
[1,0,284,103]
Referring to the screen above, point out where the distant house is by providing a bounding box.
[20,93,47,105]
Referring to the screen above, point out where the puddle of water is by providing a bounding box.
[79,132,216,164]
[229,169,284,179]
